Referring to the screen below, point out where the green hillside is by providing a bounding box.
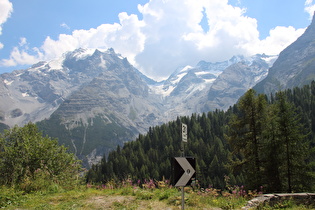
[87,81,315,193]
[36,113,135,163]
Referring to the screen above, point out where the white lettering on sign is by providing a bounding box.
[182,123,187,142]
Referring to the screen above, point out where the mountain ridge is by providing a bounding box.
[0,48,277,166]
[10,17,315,166]
[254,12,315,94]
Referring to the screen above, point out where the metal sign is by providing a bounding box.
[182,123,187,142]
[172,157,196,187]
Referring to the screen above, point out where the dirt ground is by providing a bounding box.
[85,195,176,209]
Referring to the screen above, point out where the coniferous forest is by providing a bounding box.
[86,81,315,193]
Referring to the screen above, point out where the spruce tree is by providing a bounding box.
[275,92,310,192]
[227,89,266,190]
[261,103,282,192]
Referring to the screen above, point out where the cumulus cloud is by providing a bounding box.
[244,26,306,56]
[1,37,40,66]
[1,12,145,68]
[0,0,307,80]
[0,0,13,49]
[133,0,303,79]
[305,0,315,19]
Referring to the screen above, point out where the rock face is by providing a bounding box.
[204,54,273,111]
[36,49,164,166]
[0,49,104,127]
[0,48,275,166]
[149,54,274,121]
[242,193,315,209]
[254,12,315,95]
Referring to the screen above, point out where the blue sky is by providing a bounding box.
[0,0,314,80]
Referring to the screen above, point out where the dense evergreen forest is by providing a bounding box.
[86,81,315,193]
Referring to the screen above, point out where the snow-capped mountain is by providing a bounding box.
[150,54,276,120]
[0,48,275,166]
[1,13,315,167]
[0,48,125,127]
[204,54,276,111]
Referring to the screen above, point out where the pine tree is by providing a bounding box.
[227,89,267,190]
[311,81,315,134]
[275,92,310,192]
[261,103,283,192]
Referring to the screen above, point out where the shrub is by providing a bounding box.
[0,123,81,192]
[0,186,24,208]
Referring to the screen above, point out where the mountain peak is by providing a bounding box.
[65,48,96,60]
[304,11,315,34]
[253,11,315,94]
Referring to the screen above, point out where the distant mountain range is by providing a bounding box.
[1,14,314,167]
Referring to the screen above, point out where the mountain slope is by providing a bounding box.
[149,55,274,120]
[204,54,275,111]
[254,12,315,94]
[0,48,105,127]
[36,49,164,166]
[0,48,276,166]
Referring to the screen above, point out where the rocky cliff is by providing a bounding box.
[254,12,315,94]
[0,48,276,166]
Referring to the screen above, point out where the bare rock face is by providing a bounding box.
[5,16,315,166]
[205,55,272,111]
[254,13,315,95]
[0,47,277,167]
[1,14,314,167]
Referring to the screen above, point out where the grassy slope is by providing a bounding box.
[1,186,248,210]
[2,187,314,209]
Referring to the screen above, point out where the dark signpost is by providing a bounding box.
[172,123,196,209]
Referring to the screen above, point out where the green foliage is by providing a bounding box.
[0,123,81,192]
[228,89,314,192]
[227,89,267,190]
[0,186,24,208]
[86,111,231,189]
[37,114,134,158]
[0,181,249,210]
[260,198,314,210]
[274,92,310,192]
[87,82,315,193]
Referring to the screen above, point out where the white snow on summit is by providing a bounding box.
[73,48,95,60]
[48,57,64,70]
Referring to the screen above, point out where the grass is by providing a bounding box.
[0,182,247,209]
[1,180,313,209]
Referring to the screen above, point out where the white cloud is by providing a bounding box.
[1,38,39,66]
[60,22,70,30]
[305,0,315,19]
[19,37,27,46]
[0,0,308,80]
[1,46,39,66]
[0,0,13,49]
[1,12,145,68]
[247,26,306,56]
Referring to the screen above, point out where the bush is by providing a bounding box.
[0,186,24,207]
[0,123,81,192]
